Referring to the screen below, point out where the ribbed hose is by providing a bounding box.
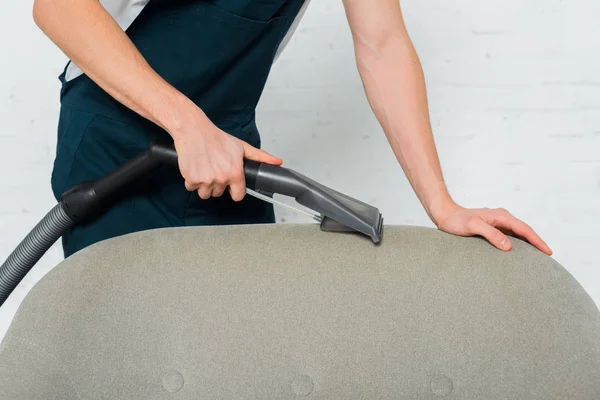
[0,204,74,305]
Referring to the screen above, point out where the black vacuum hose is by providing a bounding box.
[0,204,74,304]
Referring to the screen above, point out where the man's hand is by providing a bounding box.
[171,108,282,201]
[341,1,551,254]
[434,203,553,255]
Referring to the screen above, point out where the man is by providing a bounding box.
[33,0,552,257]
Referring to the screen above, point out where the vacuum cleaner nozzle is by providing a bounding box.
[244,161,384,244]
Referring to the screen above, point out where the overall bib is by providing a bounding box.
[51,0,306,257]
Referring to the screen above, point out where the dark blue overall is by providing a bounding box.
[51,0,306,257]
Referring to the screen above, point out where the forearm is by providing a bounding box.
[353,31,457,224]
[32,0,207,137]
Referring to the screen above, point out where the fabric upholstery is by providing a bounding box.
[1,224,599,399]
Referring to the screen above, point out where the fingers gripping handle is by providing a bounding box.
[150,141,305,194]
[147,141,263,190]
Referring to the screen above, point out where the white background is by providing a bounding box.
[0,0,599,339]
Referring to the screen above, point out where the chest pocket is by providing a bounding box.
[207,0,289,22]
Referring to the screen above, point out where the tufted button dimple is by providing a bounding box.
[430,373,453,397]
[291,374,314,396]
[162,369,185,393]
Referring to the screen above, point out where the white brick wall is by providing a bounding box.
[1,0,599,339]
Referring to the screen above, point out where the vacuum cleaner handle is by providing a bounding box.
[141,141,300,195]
[125,141,302,196]
[60,141,266,223]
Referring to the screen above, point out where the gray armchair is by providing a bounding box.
[1,224,599,399]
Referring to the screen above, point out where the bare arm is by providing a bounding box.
[33,0,281,200]
[340,0,455,224]
[341,0,552,254]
